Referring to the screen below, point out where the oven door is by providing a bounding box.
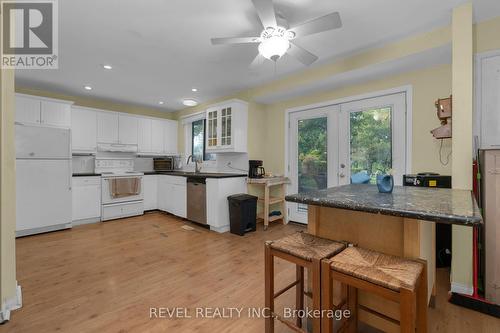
[102,176,144,204]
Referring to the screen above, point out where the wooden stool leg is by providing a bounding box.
[296,265,304,328]
[321,260,333,333]
[311,258,321,333]
[400,288,416,333]
[417,262,428,333]
[265,243,274,333]
[347,286,357,333]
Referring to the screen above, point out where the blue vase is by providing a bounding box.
[376,174,394,193]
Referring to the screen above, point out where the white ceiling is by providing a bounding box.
[15,0,500,111]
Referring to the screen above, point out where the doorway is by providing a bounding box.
[287,91,409,224]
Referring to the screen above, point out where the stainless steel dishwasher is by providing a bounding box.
[186,177,207,224]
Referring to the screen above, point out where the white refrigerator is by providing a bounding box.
[16,124,72,237]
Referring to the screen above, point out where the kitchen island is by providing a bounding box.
[286,184,482,332]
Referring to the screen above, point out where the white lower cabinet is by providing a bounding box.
[143,175,158,210]
[206,177,247,233]
[158,175,186,218]
[72,177,101,223]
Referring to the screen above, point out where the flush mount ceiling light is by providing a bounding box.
[191,88,198,92]
[210,0,342,67]
[158,101,165,105]
[102,64,112,70]
[183,99,198,107]
[84,85,92,91]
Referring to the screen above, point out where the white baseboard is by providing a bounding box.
[0,283,22,323]
[451,282,474,296]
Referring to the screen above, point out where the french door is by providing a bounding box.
[288,92,407,224]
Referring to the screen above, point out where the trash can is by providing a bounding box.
[227,194,257,236]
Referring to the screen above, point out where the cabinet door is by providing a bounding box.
[118,115,139,144]
[138,118,153,153]
[481,55,500,148]
[172,183,187,218]
[206,109,218,149]
[71,108,97,153]
[97,112,119,143]
[143,175,158,210]
[41,101,71,128]
[15,95,40,125]
[151,119,164,153]
[163,120,178,155]
[72,177,101,221]
[220,107,232,148]
[157,176,171,212]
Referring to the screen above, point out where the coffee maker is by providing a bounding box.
[249,160,265,178]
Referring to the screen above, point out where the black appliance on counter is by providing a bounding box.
[403,172,452,267]
[403,172,452,188]
[249,160,265,178]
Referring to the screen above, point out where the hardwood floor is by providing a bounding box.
[2,212,499,332]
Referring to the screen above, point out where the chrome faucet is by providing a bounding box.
[186,155,202,173]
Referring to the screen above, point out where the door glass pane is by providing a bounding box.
[298,117,328,194]
[350,107,392,184]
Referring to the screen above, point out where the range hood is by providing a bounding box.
[97,143,138,153]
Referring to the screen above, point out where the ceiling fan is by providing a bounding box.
[211,0,342,67]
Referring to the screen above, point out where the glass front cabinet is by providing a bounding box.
[205,99,248,153]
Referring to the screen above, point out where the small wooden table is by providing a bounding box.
[247,177,290,230]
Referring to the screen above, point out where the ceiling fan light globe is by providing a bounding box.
[258,36,290,61]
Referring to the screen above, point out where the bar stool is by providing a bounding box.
[265,232,346,333]
[321,246,428,333]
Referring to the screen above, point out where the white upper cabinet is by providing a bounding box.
[71,107,97,153]
[138,118,178,155]
[138,117,153,153]
[15,95,41,125]
[118,115,138,145]
[163,120,178,155]
[97,112,119,143]
[41,101,71,128]
[151,119,164,153]
[205,99,248,153]
[15,94,72,128]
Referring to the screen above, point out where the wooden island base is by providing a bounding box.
[307,205,436,332]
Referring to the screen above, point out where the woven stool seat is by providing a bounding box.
[329,247,424,292]
[269,232,345,261]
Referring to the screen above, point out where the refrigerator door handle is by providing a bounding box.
[68,161,72,191]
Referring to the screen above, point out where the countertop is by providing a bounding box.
[72,173,102,177]
[285,184,483,226]
[143,171,247,179]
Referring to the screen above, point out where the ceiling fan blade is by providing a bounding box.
[249,54,265,69]
[252,0,277,28]
[287,42,318,66]
[211,37,260,45]
[289,12,342,38]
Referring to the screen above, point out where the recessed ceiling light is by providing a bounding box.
[84,85,92,91]
[158,101,165,105]
[103,64,112,70]
[191,88,198,92]
[183,99,198,107]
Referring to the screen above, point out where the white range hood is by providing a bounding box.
[97,143,138,153]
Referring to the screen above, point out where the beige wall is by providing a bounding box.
[15,87,175,120]
[262,64,452,175]
[0,50,18,305]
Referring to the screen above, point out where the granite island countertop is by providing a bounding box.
[285,184,482,226]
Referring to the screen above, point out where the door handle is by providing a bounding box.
[339,173,345,178]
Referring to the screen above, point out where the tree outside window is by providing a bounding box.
[192,119,215,161]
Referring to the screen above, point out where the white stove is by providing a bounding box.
[96,159,144,221]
